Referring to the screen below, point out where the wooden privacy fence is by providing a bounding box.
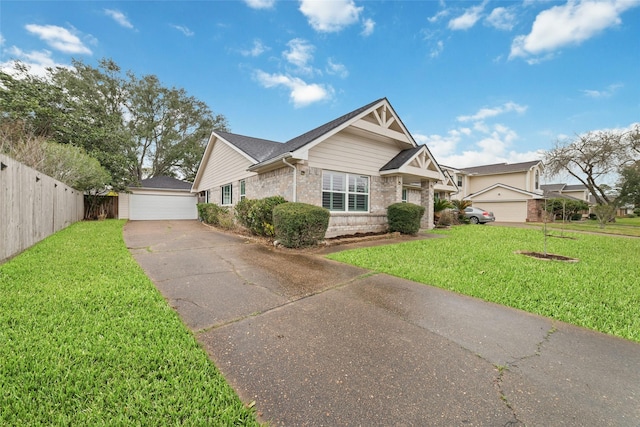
[0,153,84,263]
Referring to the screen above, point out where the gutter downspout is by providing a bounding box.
[282,158,297,202]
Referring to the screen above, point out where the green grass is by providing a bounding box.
[529,216,640,237]
[0,220,259,425]
[327,226,640,343]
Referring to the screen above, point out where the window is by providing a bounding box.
[402,189,407,203]
[535,170,540,190]
[221,183,232,205]
[322,171,369,212]
[457,175,463,187]
[240,180,246,200]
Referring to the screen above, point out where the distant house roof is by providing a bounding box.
[137,176,192,191]
[461,160,541,175]
[540,184,565,192]
[563,184,587,191]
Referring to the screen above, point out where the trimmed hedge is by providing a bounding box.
[197,203,233,229]
[273,203,330,248]
[387,202,425,234]
[236,196,287,237]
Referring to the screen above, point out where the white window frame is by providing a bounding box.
[221,183,232,205]
[240,180,246,200]
[402,188,408,203]
[322,171,369,212]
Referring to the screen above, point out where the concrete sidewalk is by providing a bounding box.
[125,220,640,426]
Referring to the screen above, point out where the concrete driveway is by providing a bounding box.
[124,220,640,426]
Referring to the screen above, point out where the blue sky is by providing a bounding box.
[1,0,639,169]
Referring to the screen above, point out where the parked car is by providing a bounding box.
[464,207,496,224]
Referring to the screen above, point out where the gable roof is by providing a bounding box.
[215,131,282,163]
[380,146,423,171]
[465,182,544,200]
[461,160,541,175]
[137,176,192,191]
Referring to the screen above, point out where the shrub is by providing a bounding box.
[246,196,287,237]
[634,207,640,216]
[436,210,458,227]
[234,198,257,229]
[273,203,330,248]
[626,213,636,218]
[197,203,234,229]
[387,202,425,235]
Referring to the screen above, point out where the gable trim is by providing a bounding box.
[192,131,259,190]
[465,183,544,200]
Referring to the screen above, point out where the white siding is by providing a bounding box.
[196,140,255,192]
[309,130,401,177]
[118,193,130,219]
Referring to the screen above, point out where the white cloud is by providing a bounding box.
[448,1,487,30]
[326,58,348,78]
[428,9,449,24]
[0,47,71,79]
[457,102,527,122]
[254,70,333,107]
[581,83,623,98]
[244,0,276,9]
[283,38,315,74]
[241,39,268,57]
[361,18,375,36]
[486,6,516,31]
[25,24,92,55]
[510,0,638,61]
[0,34,5,46]
[299,0,363,32]
[104,9,134,29]
[171,25,194,37]
[430,40,444,58]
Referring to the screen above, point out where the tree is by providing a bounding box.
[544,127,637,206]
[2,58,229,189]
[543,198,588,221]
[123,72,227,182]
[617,161,640,208]
[0,120,110,192]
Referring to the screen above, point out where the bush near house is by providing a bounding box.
[387,202,425,235]
[273,203,330,248]
[197,203,234,229]
[237,196,287,237]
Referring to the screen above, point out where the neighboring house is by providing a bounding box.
[540,183,591,203]
[118,176,198,220]
[191,98,447,237]
[446,160,545,222]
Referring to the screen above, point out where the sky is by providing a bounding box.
[1,0,639,171]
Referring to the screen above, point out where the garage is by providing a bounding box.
[119,176,198,221]
[472,201,527,222]
[466,184,541,222]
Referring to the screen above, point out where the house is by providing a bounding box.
[191,98,448,237]
[446,160,545,222]
[540,183,591,203]
[118,176,198,220]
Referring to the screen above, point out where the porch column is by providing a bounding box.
[420,180,434,229]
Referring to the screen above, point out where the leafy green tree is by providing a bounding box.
[544,198,589,221]
[617,161,640,208]
[1,58,229,189]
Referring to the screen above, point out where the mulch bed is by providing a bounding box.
[515,250,579,263]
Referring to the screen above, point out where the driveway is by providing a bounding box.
[124,220,640,426]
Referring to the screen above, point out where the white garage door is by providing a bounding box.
[129,194,197,220]
[474,201,527,222]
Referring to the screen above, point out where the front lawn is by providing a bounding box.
[327,226,640,343]
[530,216,640,237]
[0,220,259,425]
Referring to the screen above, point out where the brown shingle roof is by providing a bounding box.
[461,160,541,175]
